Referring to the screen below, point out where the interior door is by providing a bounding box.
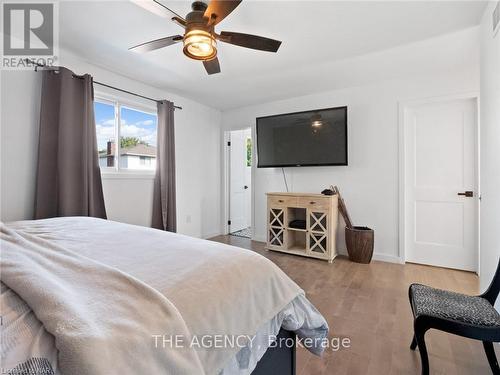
[405,98,477,271]
[229,129,250,233]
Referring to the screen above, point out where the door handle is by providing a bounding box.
[457,191,473,197]
[244,185,248,189]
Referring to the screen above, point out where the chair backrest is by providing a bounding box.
[481,258,500,305]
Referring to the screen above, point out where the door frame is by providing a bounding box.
[222,127,255,236]
[398,92,480,272]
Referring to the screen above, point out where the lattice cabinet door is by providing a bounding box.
[307,209,329,258]
[268,207,286,249]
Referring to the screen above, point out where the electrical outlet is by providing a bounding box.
[186,215,191,224]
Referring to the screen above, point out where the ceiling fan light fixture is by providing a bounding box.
[131,0,282,74]
[183,30,217,60]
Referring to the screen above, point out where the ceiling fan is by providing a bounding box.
[129,0,282,75]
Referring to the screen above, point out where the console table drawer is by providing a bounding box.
[268,195,297,207]
[297,196,331,210]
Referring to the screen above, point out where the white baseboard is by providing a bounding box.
[371,253,403,264]
[250,236,402,264]
[252,235,266,243]
[336,247,402,264]
[337,247,348,256]
[203,232,222,239]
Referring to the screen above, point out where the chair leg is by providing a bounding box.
[415,329,429,375]
[483,341,500,375]
[410,334,417,350]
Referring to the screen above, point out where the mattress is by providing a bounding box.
[1,217,328,374]
[1,283,326,375]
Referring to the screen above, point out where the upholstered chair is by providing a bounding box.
[409,260,500,375]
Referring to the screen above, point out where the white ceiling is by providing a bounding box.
[59,1,487,110]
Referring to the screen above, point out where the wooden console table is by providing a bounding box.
[266,192,338,263]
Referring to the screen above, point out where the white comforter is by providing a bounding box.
[1,217,328,375]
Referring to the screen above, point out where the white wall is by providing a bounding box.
[0,49,222,239]
[479,2,500,302]
[223,68,479,262]
[0,70,42,222]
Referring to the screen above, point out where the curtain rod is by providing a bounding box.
[26,59,182,110]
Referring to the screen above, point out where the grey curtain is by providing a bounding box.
[35,67,107,219]
[152,100,176,232]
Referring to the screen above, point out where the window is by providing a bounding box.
[95,101,116,168]
[94,98,157,172]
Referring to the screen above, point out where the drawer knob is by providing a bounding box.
[278,199,284,203]
[310,201,316,204]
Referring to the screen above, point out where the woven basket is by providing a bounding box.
[345,226,374,264]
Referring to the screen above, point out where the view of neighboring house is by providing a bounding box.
[99,140,156,170]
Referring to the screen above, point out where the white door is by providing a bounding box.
[229,129,251,233]
[404,98,477,271]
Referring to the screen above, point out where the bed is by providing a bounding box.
[1,217,328,375]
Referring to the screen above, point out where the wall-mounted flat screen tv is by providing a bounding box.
[256,106,348,168]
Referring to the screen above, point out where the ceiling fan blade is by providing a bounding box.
[129,35,183,53]
[130,0,186,27]
[204,0,242,25]
[219,31,281,52]
[203,57,221,75]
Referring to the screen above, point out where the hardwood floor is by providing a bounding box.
[210,235,497,375]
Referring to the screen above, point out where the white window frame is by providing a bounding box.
[94,92,158,178]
